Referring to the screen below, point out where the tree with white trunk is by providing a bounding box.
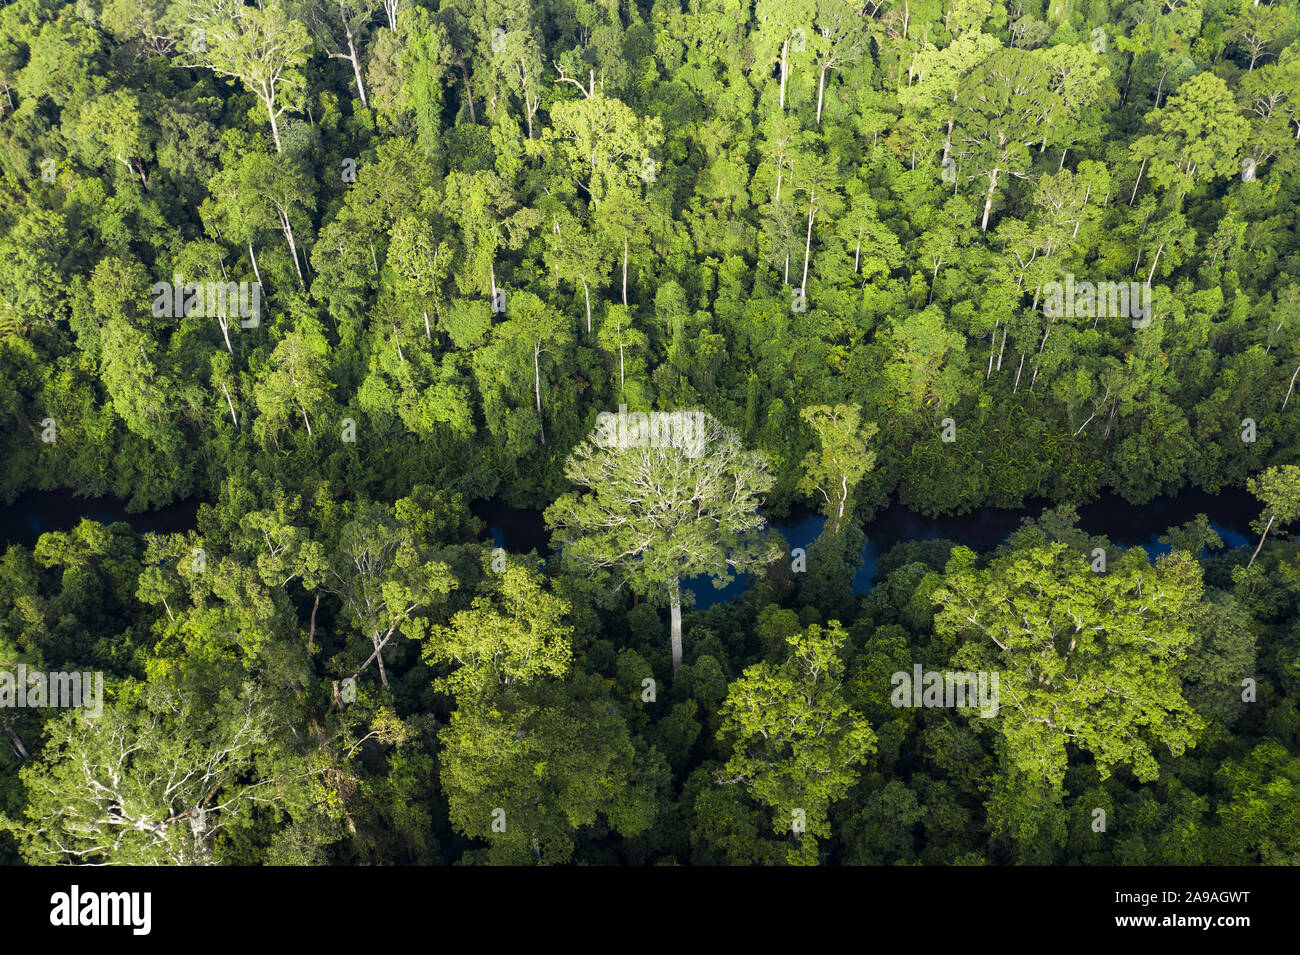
[1246,465,1300,569]
[184,0,311,153]
[298,0,383,109]
[546,411,780,673]
[9,682,278,865]
[954,48,1059,232]
[797,404,878,535]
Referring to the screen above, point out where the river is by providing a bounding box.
[0,487,1260,610]
[473,488,1259,608]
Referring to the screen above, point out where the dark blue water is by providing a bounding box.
[1,488,1261,612]
[0,489,203,550]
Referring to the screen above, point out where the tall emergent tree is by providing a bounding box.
[546,410,780,673]
[10,683,278,865]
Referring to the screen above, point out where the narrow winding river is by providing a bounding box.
[0,486,1261,610]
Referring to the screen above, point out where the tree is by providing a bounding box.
[1227,0,1298,73]
[187,0,311,153]
[1129,73,1249,198]
[425,559,571,695]
[319,500,456,686]
[797,404,878,534]
[542,88,662,207]
[754,0,816,113]
[546,411,780,672]
[486,291,570,445]
[715,620,876,864]
[204,151,316,288]
[542,207,606,334]
[385,213,451,341]
[438,676,657,864]
[430,560,656,865]
[65,90,152,189]
[595,303,647,397]
[1246,465,1300,568]
[1214,741,1300,864]
[255,317,332,443]
[934,542,1206,787]
[954,49,1059,232]
[810,0,867,125]
[298,0,383,108]
[9,682,278,865]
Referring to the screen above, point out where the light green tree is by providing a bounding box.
[186,0,311,153]
[8,683,277,865]
[935,542,1207,787]
[546,411,780,672]
[1246,465,1300,568]
[715,620,876,864]
[797,403,878,534]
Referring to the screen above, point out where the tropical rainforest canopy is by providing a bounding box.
[2,0,1300,865]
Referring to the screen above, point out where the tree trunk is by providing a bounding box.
[832,475,848,534]
[622,238,628,307]
[248,243,262,286]
[460,60,478,123]
[266,101,282,152]
[801,202,814,295]
[1145,243,1164,286]
[220,382,238,427]
[3,721,29,760]
[307,593,319,654]
[581,276,591,333]
[347,34,369,107]
[1030,326,1051,392]
[980,169,999,232]
[519,59,535,139]
[986,321,997,380]
[1129,158,1145,206]
[373,634,388,685]
[816,65,828,124]
[669,579,683,673]
[278,209,305,287]
[1248,513,1275,569]
[1283,364,1300,410]
[534,341,545,444]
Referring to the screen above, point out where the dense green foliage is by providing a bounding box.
[2,0,1300,865]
